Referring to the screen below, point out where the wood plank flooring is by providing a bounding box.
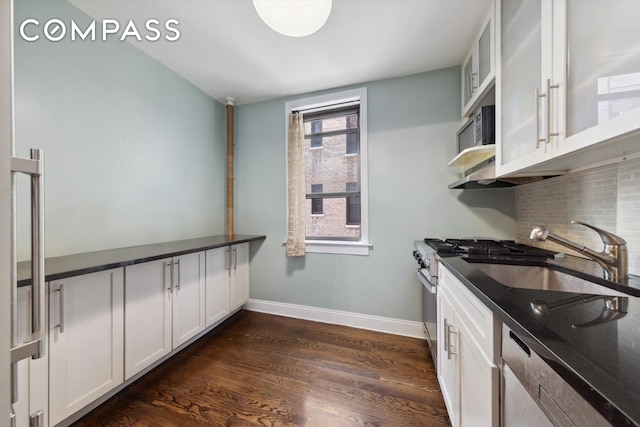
[72,310,450,426]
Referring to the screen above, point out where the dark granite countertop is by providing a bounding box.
[439,254,640,427]
[17,234,266,287]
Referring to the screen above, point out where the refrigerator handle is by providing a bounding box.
[10,148,45,362]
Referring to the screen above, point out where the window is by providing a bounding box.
[286,87,369,256]
[310,120,323,148]
[311,184,323,215]
[346,133,357,155]
[345,182,360,225]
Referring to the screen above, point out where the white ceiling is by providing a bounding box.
[69,0,492,105]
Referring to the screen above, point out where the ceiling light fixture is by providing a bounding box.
[252,0,332,38]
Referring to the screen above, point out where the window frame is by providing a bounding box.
[285,87,370,256]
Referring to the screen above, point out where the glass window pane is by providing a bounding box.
[566,0,640,136]
[304,113,358,135]
[346,133,358,154]
[306,133,359,194]
[306,197,360,240]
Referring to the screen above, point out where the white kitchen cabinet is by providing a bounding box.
[125,251,205,380]
[497,0,640,177]
[172,252,206,347]
[13,285,48,427]
[496,0,552,175]
[437,262,500,427]
[48,268,124,427]
[229,243,250,311]
[437,288,460,427]
[461,3,496,117]
[205,247,230,327]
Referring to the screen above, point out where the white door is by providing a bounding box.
[205,248,230,327]
[125,259,173,379]
[1,1,14,423]
[2,2,47,425]
[49,269,124,426]
[229,243,250,310]
[172,252,205,347]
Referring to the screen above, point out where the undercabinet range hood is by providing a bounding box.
[449,164,553,189]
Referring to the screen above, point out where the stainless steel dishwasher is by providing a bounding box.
[501,324,611,427]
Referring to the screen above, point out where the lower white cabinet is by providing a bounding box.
[124,251,205,379]
[205,243,249,327]
[229,243,250,311]
[437,262,500,427]
[205,247,230,326]
[48,268,124,426]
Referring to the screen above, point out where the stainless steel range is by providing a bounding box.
[413,238,554,370]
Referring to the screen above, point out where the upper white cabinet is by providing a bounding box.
[497,0,640,177]
[48,269,124,426]
[124,251,205,379]
[461,3,496,117]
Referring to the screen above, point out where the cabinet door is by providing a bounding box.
[124,259,172,379]
[553,0,640,155]
[437,289,459,427]
[172,252,206,347]
[49,269,124,426]
[229,243,250,311]
[497,0,553,175]
[462,52,475,110]
[205,247,230,327]
[457,314,499,427]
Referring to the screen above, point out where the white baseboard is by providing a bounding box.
[244,299,425,339]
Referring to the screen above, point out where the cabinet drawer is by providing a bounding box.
[439,263,499,362]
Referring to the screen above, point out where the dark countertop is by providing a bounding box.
[17,234,266,287]
[439,254,640,427]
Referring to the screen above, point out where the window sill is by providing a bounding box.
[344,224,360,229]
[282,240,372,256]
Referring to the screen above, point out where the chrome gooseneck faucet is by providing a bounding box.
[530,221,628,282]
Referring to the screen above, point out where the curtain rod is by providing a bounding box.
[291,99,360,114]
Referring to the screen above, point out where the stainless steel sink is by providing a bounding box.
[469,263,628,297]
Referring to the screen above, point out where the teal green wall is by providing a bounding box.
[14,0,226,258]
[236,68,516,322]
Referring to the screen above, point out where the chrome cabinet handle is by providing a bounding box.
[165,261,172,292]
[10,149,46,361]
[55,284,65,333]
[175,259,181,291]
[535,87,543,148]
[448,324,458,359]
[226,247,232,275]
[545,78,560,145]
[233,248,237,271]
[443,318,449,353]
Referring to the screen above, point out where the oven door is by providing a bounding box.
[418,269,438,369]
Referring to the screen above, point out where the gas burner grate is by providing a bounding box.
[423,238,555,257]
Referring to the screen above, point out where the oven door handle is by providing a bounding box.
[417,269,437,294]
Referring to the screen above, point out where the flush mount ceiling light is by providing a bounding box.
[252,0,332,37]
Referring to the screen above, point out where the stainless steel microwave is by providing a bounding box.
[457,105,495,153]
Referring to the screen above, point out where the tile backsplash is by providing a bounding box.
[515,157,640,276]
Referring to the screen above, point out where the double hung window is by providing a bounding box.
[286,88,369,255]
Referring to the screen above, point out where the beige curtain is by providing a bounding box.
[286,112,306,256]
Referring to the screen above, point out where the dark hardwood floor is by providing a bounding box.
[73,310,450,426]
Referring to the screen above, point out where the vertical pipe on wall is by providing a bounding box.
[226,96,235,239]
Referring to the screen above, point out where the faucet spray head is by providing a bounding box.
[530,226,549,241]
